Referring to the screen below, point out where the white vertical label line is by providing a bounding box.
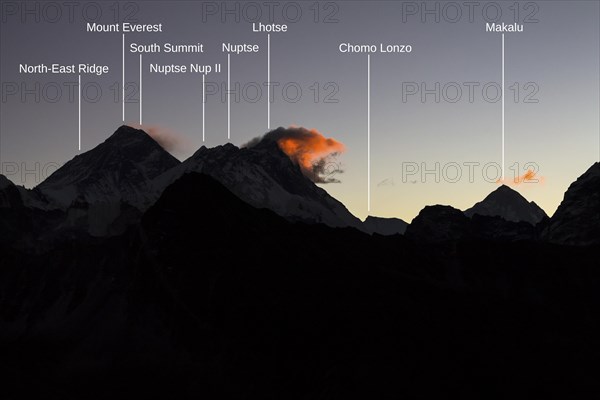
[122,34,125,122]
[203,74,206,142]
[267,33,270,130]
[502,33,505,182]
[78,74,81,151]
[139,54,143,125]
[367,54,371,213]
[228,53,231,140]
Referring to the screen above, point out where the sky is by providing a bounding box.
[1,1,599,222]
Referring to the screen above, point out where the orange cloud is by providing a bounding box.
[128,123,189,155]
[244,127,345,183]
[278,129,344,169]
[497,169,545,186]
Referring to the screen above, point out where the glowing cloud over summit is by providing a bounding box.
[244,126,346,184]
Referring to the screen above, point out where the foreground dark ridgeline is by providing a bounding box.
[362,215,408,235]
[543,162,600,246]
[1,127,600,398]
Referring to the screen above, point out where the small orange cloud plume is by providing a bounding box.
[277,128,345,172]
[128,123,189,155]
[497,169,545,186]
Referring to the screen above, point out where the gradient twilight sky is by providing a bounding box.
[1,1,599,222]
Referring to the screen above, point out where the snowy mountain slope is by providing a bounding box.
[464,185,547,225]
[153,136,363,230]
[36,125,180,209]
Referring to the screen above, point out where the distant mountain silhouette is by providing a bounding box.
[544,162,600,246]
[3,127,598,246]
[153,128,362,229]
[363,216,408,235]
[22,126,181,236]
[464,185,547,225]
[0,175,26,244]
[0,174,22,208]
[5,126,364,237]
[37,125,180,209]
